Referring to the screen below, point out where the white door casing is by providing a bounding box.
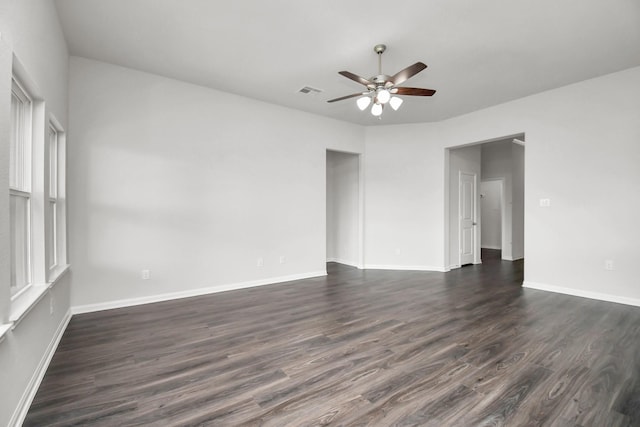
[459,172,477,266]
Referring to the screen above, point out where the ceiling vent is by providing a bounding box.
[298,86,323,95]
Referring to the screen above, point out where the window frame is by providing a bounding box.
[46,116,68,281]
[9,77,34,300]
[48,124,59,271]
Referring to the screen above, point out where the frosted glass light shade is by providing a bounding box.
[389,96,403,111]
[371,103,383,116]
[377,89,391,104]
[356,96,371,111]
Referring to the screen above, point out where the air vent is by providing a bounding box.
[298,86,323,95]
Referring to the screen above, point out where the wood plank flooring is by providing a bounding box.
[25,251,640,426]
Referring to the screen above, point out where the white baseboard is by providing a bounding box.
[72,270,327,315]
[481,245,501,250]
[364,264,447,273]
[10,309,72,427]
[523,281,640,307]
[327,258,361,268]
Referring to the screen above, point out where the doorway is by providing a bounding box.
[481,139,525,261]
[326,150,362,268]
[445,134,525,270]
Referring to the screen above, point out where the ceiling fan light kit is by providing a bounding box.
[328,44,436,118]
[376,88,391,104]
[389,96,403,110]
[357,96,371,111]
[371,103,383,116]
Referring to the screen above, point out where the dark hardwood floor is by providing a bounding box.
[25,250,640,426]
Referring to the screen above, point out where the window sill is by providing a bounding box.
[49,263,70,284]
[0,323,11,344]
[9,264,70,329]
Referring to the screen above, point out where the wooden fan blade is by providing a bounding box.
[393,87,436,96]
[339,71,373,87]
[327,93,365,103]
[390,62,427,85]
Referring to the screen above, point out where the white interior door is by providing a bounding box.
[459,172,477,265]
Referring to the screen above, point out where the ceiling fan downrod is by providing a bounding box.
[374,44,386,75]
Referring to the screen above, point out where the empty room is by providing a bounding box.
[1,0,639,425]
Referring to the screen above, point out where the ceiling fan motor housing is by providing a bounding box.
[371,75,394,91]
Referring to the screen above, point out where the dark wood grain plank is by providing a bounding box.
[24,250,640,426]
[463,364,554,426]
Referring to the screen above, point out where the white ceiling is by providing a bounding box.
[54,0,640,126]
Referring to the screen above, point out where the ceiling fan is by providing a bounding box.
[327,44,436,117]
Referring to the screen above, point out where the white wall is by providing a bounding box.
[0,0,70,425]
[0,274,71,426]
[0,0,68,124]
[365,66,640,304]
[326,156,335,260]
[480,180,502,249]
[511,143,525,260]
[68,57,364,309]
[481,140,514,259]
[326,150,360,267]
[363,123,447,270]
[449,145,481,267]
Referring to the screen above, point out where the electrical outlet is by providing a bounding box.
[605,260,614,271]
[49,294,55,315]
[539,198,551,207]
[395,248,401,255]
[257,257,264,267]
[279,256,286,264]
[141,269,150,280]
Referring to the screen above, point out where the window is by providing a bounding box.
[5,59,69,328]
[9,78,33,298]
[48,125,58,270]
[47,117,68,280]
